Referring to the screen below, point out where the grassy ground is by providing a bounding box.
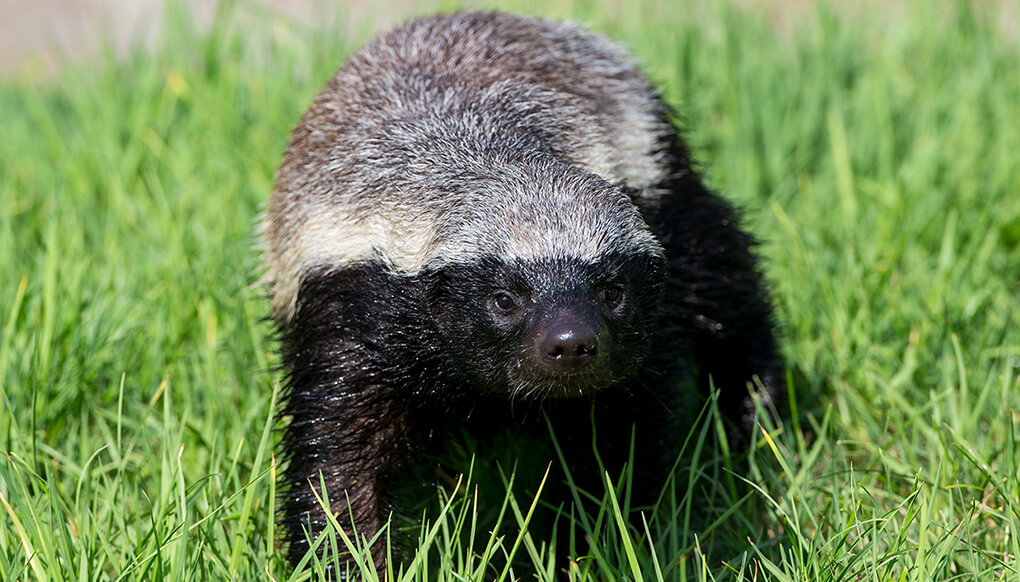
[1,0,1018,580]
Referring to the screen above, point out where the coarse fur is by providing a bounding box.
[262,11,783,574]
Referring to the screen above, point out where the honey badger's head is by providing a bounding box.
[427,250,665,400]
[422,160,666,399]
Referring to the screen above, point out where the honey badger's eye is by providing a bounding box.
[602,284,625,308]
[491,291,518,314]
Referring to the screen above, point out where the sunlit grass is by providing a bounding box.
[1,0,1017,579]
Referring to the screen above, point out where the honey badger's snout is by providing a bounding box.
[534,309,602,373]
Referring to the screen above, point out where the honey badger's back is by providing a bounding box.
[263,11,673,321]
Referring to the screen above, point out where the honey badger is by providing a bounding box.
[262,11,782,569]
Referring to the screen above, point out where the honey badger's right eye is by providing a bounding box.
[490,291,518,314]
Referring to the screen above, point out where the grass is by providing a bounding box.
[1,0,1018,579]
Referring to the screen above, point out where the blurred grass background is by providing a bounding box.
[1,0,1018,579]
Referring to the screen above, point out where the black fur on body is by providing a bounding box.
[262,11,783,572]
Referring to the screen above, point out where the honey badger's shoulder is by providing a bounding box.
[263,11,675,320]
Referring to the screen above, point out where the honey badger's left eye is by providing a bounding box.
[602,284,625,308]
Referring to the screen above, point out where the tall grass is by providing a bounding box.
[1,0,1017,579]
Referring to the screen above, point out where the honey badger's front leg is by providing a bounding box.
[276,267,418,570]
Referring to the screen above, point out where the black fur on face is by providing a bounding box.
[423,251,665,399]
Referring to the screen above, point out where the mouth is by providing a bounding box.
[507,365,614,400]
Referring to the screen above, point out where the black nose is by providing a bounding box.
[537,316,599,372]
